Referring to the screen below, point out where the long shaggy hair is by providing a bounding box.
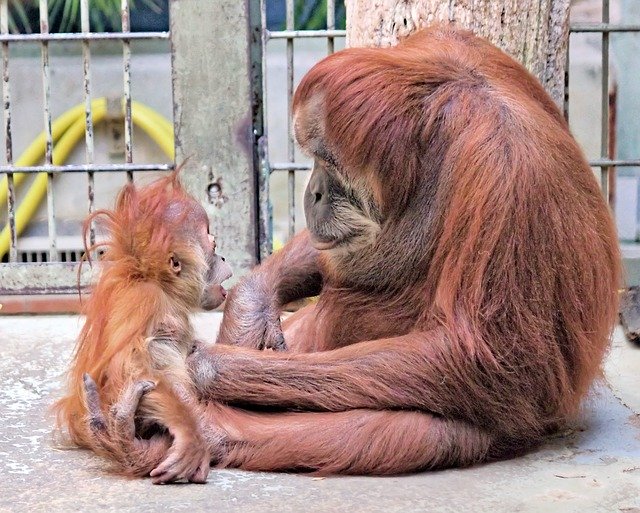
[54,174,202,451]
[293,27,621,439]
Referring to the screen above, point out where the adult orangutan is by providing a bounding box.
[84,25,621,477]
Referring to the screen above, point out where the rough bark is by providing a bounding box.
[345,0,571,105]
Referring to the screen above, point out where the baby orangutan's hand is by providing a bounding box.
[149,429,210,484]
[82,374,172,478]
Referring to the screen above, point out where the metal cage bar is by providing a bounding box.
[267,29,346,39]
[285,0,296,239]
[599,0,610,197]
[80,0,95,246]
[39,0,57,262]
[327,0,336,54]
[0,163,173,174]
[570,23,640,33]
[0,32,169,42]
[1,0,16,263]
[258,0,271,261]
[121,0,133,181]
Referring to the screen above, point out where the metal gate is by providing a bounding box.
[1,0,639,298]
[566,0,640,283]
[261,0,640,283]
[0,0,264,296]
[567,0,640,208]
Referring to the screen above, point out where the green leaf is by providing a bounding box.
[41,0,165,33]
[8,0,33,34]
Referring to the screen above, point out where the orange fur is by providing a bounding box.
[195,26,622,474]
[53,172,224,482]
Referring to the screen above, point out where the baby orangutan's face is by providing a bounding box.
[167,198,233,311]
[200,234,232,310]
[192,203,232,310]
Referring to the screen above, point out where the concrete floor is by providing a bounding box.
[0,313,638,513]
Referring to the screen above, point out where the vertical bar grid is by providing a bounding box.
[0,0,172,293]
[259,0,272,259]
[264,2,640,251]
[286,0,295,239]
[563,33,570,122]
[327,0,335,54]
[40,0,57,262]
[600,0,610,199]
[1,0,17,262]
[80,0,96,246]
[122,0,133,181]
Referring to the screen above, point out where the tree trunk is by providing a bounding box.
[345,0,571,106]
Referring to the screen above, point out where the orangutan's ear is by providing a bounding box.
[169,254,181,275]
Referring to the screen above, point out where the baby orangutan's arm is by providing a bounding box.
[137,336,212,484]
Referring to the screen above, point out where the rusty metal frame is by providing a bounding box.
[566,0,640,284]
[261,0,344,252]
[0,0,172,294]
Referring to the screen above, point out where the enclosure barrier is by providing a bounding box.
[0,0,173,294]
[0,98,173,260]
[566,0,640,283]
[567,1,640,203]
[263,0,344,242]
[1,0,639,296]
[264,0,640,282]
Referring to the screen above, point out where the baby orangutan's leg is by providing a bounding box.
[82,375,173,480]
[83,375,224,483]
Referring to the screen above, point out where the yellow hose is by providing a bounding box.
[0,99,106,208]
[131,101,174,159]
[0,98,174,259]
[131,102,175,161]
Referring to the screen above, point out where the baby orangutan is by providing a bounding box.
[54,172,232,484]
